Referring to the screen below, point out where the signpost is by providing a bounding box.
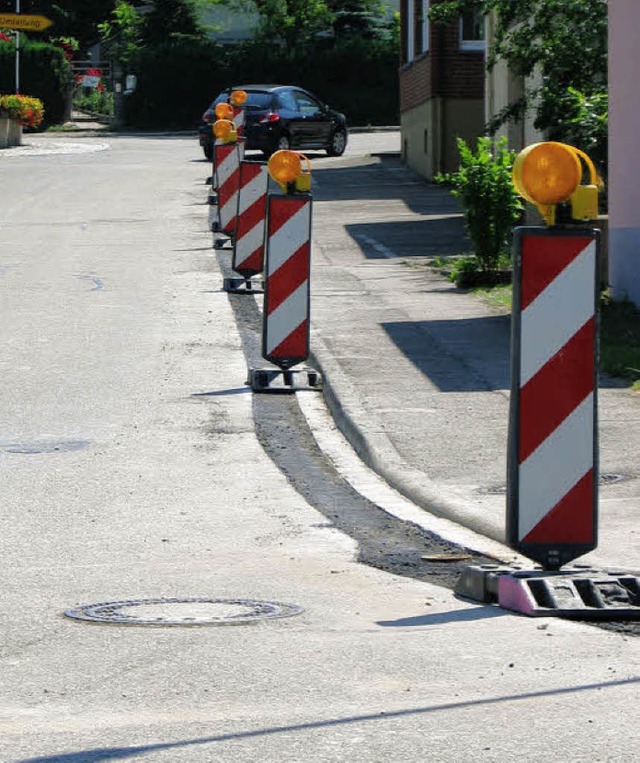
[0,2,53,93]
[0,13,53,31]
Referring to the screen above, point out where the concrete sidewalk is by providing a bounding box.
[308,151,640,573]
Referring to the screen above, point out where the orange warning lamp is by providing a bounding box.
[512,141,601,226]
[213,118,237,143]
[268,150,312,193]
[214,102,234,120]
[230,90,247,107]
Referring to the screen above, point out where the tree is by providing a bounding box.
[207,0,333,54]
[326,0,390,39]
[138,0,204,46]
[429,0,608,170]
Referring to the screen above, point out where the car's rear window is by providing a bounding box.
[214,90,274,110]
[244,92,274,109]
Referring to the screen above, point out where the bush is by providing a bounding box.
[0,39,69,126]
[436,137,522,277]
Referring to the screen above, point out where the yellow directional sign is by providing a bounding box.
[0,13,53,32]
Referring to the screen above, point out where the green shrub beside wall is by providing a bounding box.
[0,40,69,127]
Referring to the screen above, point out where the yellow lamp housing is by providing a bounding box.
[268,150,312,194]
[214,102,234,120]
[213,119,237,144]
[512,141,601,226]
[229,90,247,107]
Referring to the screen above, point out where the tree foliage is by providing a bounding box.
[429,0,608,171]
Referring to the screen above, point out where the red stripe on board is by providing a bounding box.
[240,162,262,186]
[519,318,595,462]
[266,243,310,314]
[522,470,594,544]
[237,245,263,274]
[269,320,308,359]
[268,197,308,237]
[521,235,593,310]
[237,196,267,237]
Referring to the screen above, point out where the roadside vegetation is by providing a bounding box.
[0,1,398,129]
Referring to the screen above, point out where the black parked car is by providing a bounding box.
[198,84,348,160]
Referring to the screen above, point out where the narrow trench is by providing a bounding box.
[217,251,640,637]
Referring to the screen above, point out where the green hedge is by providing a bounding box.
[124,37,399,129]
[0,39,69,127]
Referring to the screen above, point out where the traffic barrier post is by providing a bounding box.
[223,160,269,294]
[455,142,640,619]
[248,150,322,392]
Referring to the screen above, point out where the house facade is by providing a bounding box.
[399,0,485,179]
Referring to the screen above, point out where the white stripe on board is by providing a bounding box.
[520,242,595,385]
[236,220,265,264]
[238,170,268,216]
[217,152,239,185]
[265,281,309,354]
[267,204,311,275]
[220,191,238,228]
[518,393,594,539]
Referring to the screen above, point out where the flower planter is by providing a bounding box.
[0,117,22,148]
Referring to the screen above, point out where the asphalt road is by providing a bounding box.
[0,132,638,762]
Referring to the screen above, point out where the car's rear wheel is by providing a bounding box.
[327,128,347,157]
[263,133,291,159]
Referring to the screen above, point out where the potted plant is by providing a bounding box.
[0,94,45,148]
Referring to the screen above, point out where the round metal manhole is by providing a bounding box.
[64,597,304,626]
[478,474,629,495]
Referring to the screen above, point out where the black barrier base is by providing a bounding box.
[223,277,264,294]
[207,193,218,206]
[248,367,322,393]
[213,236,233,250]
[456,564,640,619]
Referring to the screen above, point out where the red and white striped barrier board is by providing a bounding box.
[232,161,268,278]
[233,106,245,137]
[213,141,244,235]
[262,194,312,369]
[507,227,600,569]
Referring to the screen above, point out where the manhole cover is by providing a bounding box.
[478,474,629,495]
[64,597,304,626]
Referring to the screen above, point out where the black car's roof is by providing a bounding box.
[229,85,307,93]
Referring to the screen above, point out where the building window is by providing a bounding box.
[459,8,485,51]
[403,0,429,64]
[414,0,429,56]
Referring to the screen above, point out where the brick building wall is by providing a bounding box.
[399,1,485,178]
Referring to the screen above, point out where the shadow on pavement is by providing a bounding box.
[347,217,468,259]
[382,316,511,393]
[17,678,640,763]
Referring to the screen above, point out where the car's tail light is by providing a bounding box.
[259,112,280,124]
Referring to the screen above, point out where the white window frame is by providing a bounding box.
[459,9,485,52]
[419,0,430,55]
[406,1,429,62]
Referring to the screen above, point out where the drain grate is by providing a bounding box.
[64,597,304,626]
